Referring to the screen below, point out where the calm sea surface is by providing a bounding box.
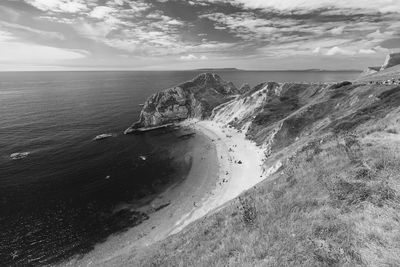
[0,70,359,265]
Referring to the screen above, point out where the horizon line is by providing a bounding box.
[0,68,362,72]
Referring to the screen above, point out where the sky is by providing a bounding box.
[0,0,399,71]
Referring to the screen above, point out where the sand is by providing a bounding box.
[171,119,268,234]
[63,119,273,267]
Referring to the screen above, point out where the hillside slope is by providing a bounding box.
[123,76,400,266]
[357,64,400,82]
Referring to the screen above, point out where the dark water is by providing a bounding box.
[0,70,359,265]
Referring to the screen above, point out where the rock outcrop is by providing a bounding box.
[381,52,400,70]
[359,66,380,78]
[238,83,251,94]
[131,73,239,128]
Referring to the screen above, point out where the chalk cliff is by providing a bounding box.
[381,52,400,70]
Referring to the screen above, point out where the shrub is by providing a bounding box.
[386,128,398,134]
[238,196,257,227]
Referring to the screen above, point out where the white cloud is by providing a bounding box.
[24,0,91,13]
[108,0,125,5]
[312,47,321,53]
[180,54,208,60]
[200,12,278,40]
[0,30,14,42]
[167,19,184,26]
[89,6,115,19]
[0,21,65,40]
[366,29,394,40]
[18,0,399,68]
[223,0,400,14]
[0,31,88,63]
[359,48,376,54]
[329,26,345,35]
[325,46,355,56]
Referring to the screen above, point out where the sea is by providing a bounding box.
[0,70,360,265]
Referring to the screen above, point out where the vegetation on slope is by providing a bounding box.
[129,81,400,266]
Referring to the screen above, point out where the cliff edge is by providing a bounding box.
[381,52,400,70]
[127,73,238,130]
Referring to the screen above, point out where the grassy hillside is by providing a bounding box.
[125,81,400,266]
[357,65,400,82]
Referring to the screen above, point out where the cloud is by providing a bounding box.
[0,6,21,21]
[0,21,65,40]
[0,30,14,42]
[200,12,279,41]
[0,30,88,63]
[24,0,91,13]
[312,47,321,54]
[180,54,208,60]
[367,29,394,40]
[325,46,355,56]
[359,48,376,54]
[218,0,400,14]
[89,6,115,19]
[10,0,399,69]
[329,26,345,35]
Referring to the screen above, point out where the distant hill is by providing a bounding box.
[193,68,241,71]
[192,68,361,72]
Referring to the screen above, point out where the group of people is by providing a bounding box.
[369,78,400,85]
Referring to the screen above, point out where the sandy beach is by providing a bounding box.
[64,119,269,266]
[170,119,268,234]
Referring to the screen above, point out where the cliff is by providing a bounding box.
[381,52,400,70]
[359,66,380,77]
[128,73,238,129]
[357,52,400,80]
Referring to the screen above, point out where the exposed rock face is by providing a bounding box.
[212,82,281,131]
[133,71,400,160]
[133,73,239,128]
[213,81,329,147]
[381,52,400,70]
[359,66,380,78]
[238,83,251,94]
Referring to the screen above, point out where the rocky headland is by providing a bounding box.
[381,52,400,70]
[126,73,239,131]
[360,52,400,78]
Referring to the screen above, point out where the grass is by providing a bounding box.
[121,83,400,266]
[127,132,400,266]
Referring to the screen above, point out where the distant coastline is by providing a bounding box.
[191,68,361,72]
[0,68,362,73]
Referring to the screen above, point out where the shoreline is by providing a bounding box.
[64,119,269,266]
[170,119,268,234]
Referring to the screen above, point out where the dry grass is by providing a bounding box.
[126,133,400,266]
[124,83,400,266]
